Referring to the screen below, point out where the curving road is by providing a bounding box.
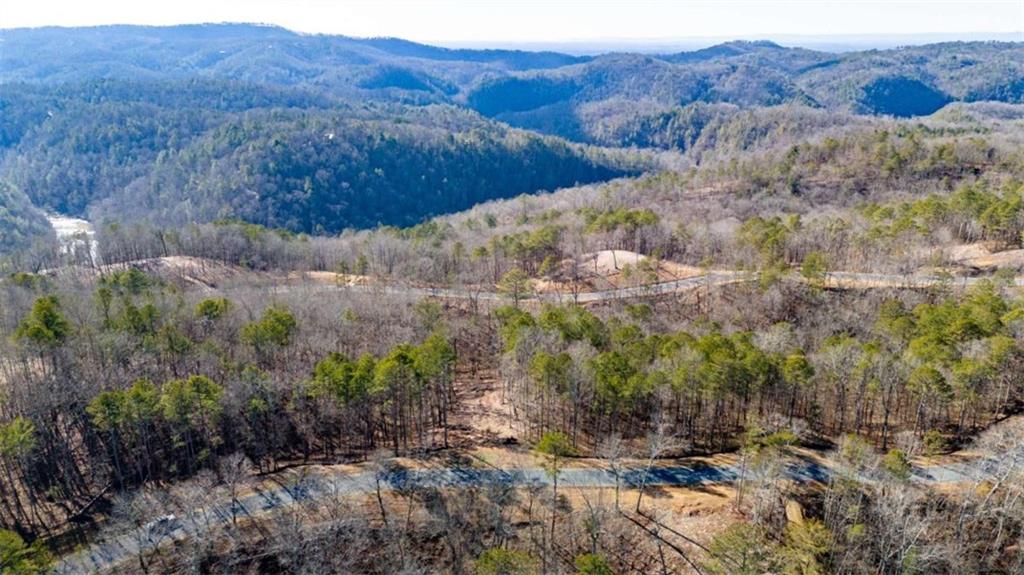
[55,453,982,574]
[46,212,1022,304]
[258,269,1023,305]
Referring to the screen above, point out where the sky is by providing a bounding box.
[1,0,1022,45]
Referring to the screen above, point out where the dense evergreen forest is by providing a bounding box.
[0,80,642,234]
[0,23,1023,575]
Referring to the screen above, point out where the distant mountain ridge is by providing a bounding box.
[0,24,587,86]
[2,24,1020,125]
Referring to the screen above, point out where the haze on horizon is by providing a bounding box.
[1,0,1022,50]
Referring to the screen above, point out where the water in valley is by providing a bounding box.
[47,214,99,266]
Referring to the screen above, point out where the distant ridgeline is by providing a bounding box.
[0,24,1021,243]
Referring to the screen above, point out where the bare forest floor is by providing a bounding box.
[447,368,519,447]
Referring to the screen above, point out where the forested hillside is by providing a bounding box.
[0,80,641,233]
[2,26,1021,146]
[466,40,1024,143]
[0,181,53,256]
[93,109,636,232]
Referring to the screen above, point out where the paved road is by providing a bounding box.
[257,269,1021,306]
[55,454,981,574]
[258,270,748,303]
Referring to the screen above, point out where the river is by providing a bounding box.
[47,214,99,266]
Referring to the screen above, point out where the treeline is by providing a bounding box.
[84,326,455,489]
[689,122,1010,197]
[861,179,1024,246]
[90,203,667,286]
[578,101,865,154]
[494,281,1024,451]
[0,270,466,536]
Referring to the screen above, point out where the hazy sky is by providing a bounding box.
[1,1,1022,43]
